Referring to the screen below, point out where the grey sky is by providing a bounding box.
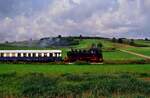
[0,0,150,41]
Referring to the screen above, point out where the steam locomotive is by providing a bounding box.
[65,47,103,63]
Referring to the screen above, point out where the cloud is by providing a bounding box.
[0,0,150,41]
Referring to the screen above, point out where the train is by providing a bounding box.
[0,47,103,63]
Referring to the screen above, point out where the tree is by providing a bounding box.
[145,38,148,41]
[91,43,96,48]
[129,39,135,45]
[79,35,83,40]
[118,38,123,43]
[97,42,103,49]
[5,41,9,44]
[112,37,117,42]
[58,35,62,38]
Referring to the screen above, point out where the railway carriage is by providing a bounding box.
[0,50,62,62]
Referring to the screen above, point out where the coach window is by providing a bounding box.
[6,53,10,57]
[33,53,36,57]
[58,53,61,57]
[38,53,42,57]
[12,53,16,57]
[18,53,21,57]
[28,53,31,57]
[44,53,47,57]
[55,53,58,57]
[0,53,4,57]
[23,53,26,57]
[49,53,53,57]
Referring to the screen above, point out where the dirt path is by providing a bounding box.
[120,49,150,60]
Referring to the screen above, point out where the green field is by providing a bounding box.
[127,47,150,56]
[74,39,115,48]
[135,40,150,46]
[103,51,143,60]
[0,64,150,75]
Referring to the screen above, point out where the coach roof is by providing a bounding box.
[0,50,62,53]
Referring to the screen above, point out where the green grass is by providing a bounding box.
[74,39,115,49]
[0,64,150,75]
[135,40,150,46]
[127,47,150,56]
[103,51,144,60]
[113,39,150,57]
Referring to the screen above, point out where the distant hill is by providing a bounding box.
[8,37,79,48]
[38,37,79,47]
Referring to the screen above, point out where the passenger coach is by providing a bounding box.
[0,50,62,62]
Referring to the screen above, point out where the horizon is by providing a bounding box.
[0,0,150,42]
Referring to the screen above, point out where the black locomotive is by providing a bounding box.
[65,47,103,63]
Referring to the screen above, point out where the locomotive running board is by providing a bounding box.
[67,63,104,65]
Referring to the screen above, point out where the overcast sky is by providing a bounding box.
[0,0,150,41]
